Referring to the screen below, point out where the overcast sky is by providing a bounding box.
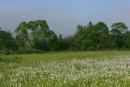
[0,0,130,36]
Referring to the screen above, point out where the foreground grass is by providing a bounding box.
[0,51,130,87]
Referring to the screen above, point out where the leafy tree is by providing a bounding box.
[63,36,75,50]
[80,22,95,50]
[111,22,128,48]
[15,22,32,48]
[0,29,17,53]
[94,22,111,49]
[15,20,58,51]
[94,22,109,34]
[74,24,86,50]
[31,20,50,50]
[111,22,128,35]
[1,20,130,53]
[74,22,93,50]
[31,20,58,51]
[57,34,64,50]
[74,22,112,50]
[122,31,130,49]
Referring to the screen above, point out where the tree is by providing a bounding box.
[1,20,129,53]
[57,34,64,50]
[31,20,58,51]
[94,22,111,49]
[122,31,130,49]
[81,22,95,50]
[111,22,128,35]
[0,29,17,53]
[15,22,32,49]
[74,22,94,50]
[111,22,128,48]
[30,20,50,50]
[74,22,115,50]
[63,36,75,50]
[15,19,58,51]
[94,22,109,34]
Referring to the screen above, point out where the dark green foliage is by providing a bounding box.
[74,22,113,50]
[0,20,130,54]
[111,22,128,48]
[111,22,128,35]
[0,29,17,54]
[63,36,75,50]
[74,21,130,50]
[94,22,111,49]
[15,20,59,51]
[123,31,130,49]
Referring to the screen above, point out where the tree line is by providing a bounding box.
[0,19,130,54]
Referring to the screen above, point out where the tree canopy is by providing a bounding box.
[0,20,130,54]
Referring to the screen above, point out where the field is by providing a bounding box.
[0,51,130,87]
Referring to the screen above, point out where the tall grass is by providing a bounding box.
[0,51,130,87]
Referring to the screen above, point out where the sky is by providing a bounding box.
[0,0,130,36]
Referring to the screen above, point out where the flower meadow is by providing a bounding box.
[0,51,130,87]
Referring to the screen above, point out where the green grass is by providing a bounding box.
[5,50,130,63]
[0,51,130,87]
